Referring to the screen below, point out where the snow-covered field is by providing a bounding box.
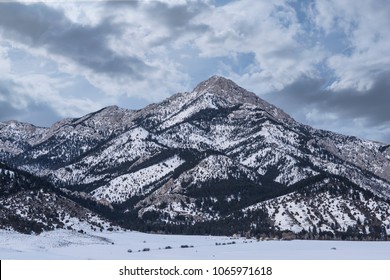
[1,229,389,260]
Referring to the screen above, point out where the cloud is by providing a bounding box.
[0,75,59,126]
[144,1,207,29]
[0,1,192,110]
[0,72,102,119]
[264,71,390,142]
[0,99,61,127]
[0,2,149,79]
[0,43,10,73]
[310,0,390,91]
[0,0,325,99]
[191,0,325,92]
[104,0,139,9]
[0,0,388,143]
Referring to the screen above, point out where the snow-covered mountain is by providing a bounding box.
[1,76,390,239]
[0,162,115,234]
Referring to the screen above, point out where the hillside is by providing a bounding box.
[1,76,390,239]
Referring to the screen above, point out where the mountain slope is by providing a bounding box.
[1,76,390,238]
[0,162,115,234]
[245,175,390,239]
[0,121,47,160]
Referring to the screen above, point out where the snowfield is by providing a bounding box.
[0,229,389,260]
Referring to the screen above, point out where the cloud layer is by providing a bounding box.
[0,0,389,142]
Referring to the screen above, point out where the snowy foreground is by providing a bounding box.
[0,229,389,260]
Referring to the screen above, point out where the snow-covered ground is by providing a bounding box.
[0,229,389,260]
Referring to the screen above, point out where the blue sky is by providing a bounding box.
[0,0,390,143]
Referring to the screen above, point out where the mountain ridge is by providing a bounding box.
[1,76,390,239]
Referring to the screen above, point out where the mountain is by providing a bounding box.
[1,76,390,239]
[0,120,47,160]
[0,162,116,234]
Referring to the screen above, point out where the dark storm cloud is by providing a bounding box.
[265,72,390,141]
[0,2,149,79]
[104,0,206,29]
[104,0,139,9]
[326,74,390,125]
[145,2,201,28]
[143,1,210,44]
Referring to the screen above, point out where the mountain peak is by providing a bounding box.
[191,76,294,124]
[192,75,261,107]
[193,75,241,93]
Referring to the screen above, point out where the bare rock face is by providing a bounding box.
[1,76,390,238]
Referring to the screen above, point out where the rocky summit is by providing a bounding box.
[1,76,390,239]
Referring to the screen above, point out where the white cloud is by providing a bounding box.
[0,0,326,102]
[6,72,101,118]
[0,1,191,105]
[312,0,390,91]
[1,0,389,142]
[0,42,103,119]
[3,0,388,100]
[42,1,102,26]
[192,0,325,93]
[0,43,10,73]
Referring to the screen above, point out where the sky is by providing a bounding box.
[0,0,389,143]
